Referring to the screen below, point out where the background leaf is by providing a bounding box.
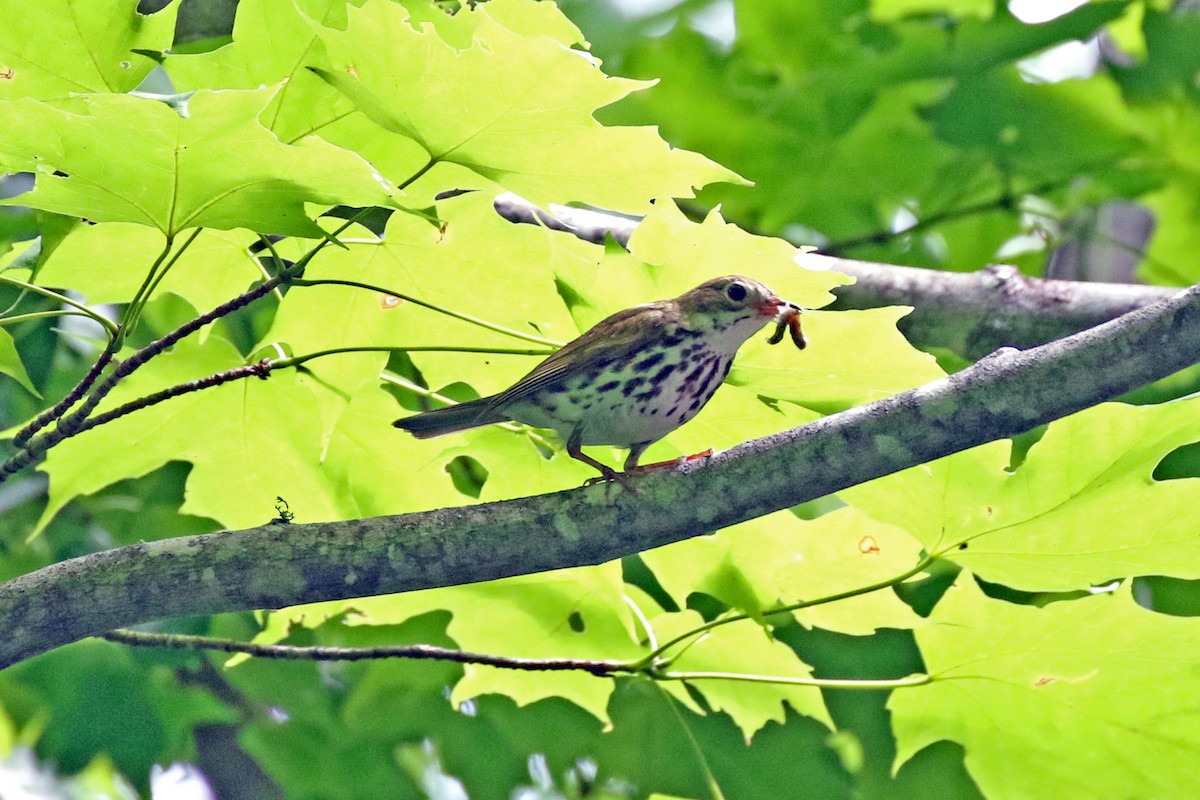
[0,90,397,238]
[891,579,1200,800]
[0,0,177,100]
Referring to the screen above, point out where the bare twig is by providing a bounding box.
[101,629,627,676]
[11,337,120,448]
[100,629,929,689]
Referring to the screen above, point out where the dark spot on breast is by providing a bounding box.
[597,380,620,392]
[652,363,677,383]
[622,377,646,396]
[545,383,569,394]
[665,404,678,417]
[633,351,665,372]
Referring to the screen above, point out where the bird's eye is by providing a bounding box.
[725,282,748,302]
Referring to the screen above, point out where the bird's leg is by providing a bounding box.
[570,429,637,491]
[625,447,714,474]
[623,443,651,472]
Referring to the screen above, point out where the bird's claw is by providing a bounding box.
[583,468,640,493]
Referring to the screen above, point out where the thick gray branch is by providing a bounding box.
[492,194,1174,359]
[1,281,1198,668]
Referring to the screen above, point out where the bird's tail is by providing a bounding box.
[393,397,506,439]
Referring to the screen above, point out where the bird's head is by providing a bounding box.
[675,275,788,335]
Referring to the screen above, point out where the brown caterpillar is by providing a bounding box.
[768,304,806,349]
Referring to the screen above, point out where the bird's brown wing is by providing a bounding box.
[487,301,674,411]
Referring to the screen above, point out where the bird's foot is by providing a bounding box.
[583,465,640,493]
[626,448,714,474]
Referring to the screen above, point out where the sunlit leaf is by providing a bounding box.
[0,89,397,238]
[892,579,1200,799]
[844,399,1200,591]
[0,0,176,100]
[310,0,742,210]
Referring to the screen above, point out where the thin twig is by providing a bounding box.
[11,336,121,449]
[100,629,930,690]
[821,177,1070,255]
[101,629,628,676]
[70,360,275,435]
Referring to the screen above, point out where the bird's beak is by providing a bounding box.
[764,298,799,320]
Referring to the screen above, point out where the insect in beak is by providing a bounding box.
[767,303,806,350]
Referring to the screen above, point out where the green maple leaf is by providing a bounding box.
[0,89,398,238]
[258,562,642,724]
[642,503,924,635]
[322,386,478,518]
[166,0,365,144]
[34,224,265,312]
[651,610,832,741]
[0,0,176,100]
[308,0,742,210]
[844,397,1200,591]
[891,578,1200,799]
[261,192,584,442]
[36,334,351,534]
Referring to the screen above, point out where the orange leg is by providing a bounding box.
[625,448,714,474]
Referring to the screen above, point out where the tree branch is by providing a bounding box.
[1,279,1197,669]
[491,194,1175,359]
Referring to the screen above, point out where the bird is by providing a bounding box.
[393,275,802,484]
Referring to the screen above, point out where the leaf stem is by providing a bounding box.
[655,670,931,690]
[0,309,103,327]
[135,228,205,320]
[121,234,176,335]
[0,275,118,337]
[275,344,554,370]
[291,277,564,347]
[659,683,727,800]
[635,554,938,669]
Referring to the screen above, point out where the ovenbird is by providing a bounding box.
[393,276,803,483]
